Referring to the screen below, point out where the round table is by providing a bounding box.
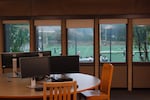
[0,73,100,99]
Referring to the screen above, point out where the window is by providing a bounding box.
[99,19,127,63]
[133,19,150,62]
[4,20,30,52]
[35,20,61,56]
[66,19,94,63]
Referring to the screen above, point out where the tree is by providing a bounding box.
[134,26,150,62]
[6,24,29,52]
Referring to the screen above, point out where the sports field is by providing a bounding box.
[44,43,150,62]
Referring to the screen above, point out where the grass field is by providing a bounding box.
[43,44,150,62]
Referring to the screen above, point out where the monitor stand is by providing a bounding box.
[12,58,18,77]
[26,77,36,89]
[7,58,20,78]
[38,53,43,57]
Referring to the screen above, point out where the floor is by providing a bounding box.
[111,88,150,100]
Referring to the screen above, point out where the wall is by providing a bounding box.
[0,0,150,89]
[133,65,150,88]
[0,0,150,17]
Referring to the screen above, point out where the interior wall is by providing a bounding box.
[80,65,94,75]
[133,66,150,88]
[0,0,150,16]
[0,0,150,89]
[0,0,31,16]
[111,65,127,88]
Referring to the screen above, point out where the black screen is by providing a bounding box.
[1,52,38,68]
[49,55,79,74]
[1,51,51,68]
[19,56,50,78]
[1,53,13,68]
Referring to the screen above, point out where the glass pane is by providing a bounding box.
[133,25,150,62]
[4,24,30,52]
[68,28,94,63]
[100,24,126,62]
[36,26,61,56]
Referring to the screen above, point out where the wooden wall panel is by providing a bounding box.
[0,0,150,16]
[32,0,63,16]
[111,66,127,88]
[134,0,150,14]
[80,65,94,75]
[61,0,134,15]
[0,0,31,16]
[100,65,127,88]
[133,66,150,88]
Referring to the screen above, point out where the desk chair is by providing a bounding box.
[80,63,114,100]
[43,81,77,100]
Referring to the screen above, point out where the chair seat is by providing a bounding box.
[81,90,109,100]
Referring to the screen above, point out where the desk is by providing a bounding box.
[0,73,100,99]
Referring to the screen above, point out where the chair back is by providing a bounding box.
[100,63,114,95]
[43,81,77,100]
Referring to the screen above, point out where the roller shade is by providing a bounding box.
[99,19,128,24]
[34,20,61,26]
[133,19,150,25]
[3,20,29,24]
[66,19,94,28]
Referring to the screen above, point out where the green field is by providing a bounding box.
[43,44,150,62]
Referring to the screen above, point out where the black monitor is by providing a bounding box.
[1,53,13,68]
[49,55,79,74]
[19,56,50,78]
[1,52,39,68]
[1,51,51,69]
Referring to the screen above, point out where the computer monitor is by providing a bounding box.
[49,55,79,74]
[1,52,39,68]
[19,56,50,78]
[1,51,51,69]
[1,53,13,68]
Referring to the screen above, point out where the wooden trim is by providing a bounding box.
[94,18,99,78]
[127,18,133,91]
[61,19,67,56]
[29,19,36,51]
[0,19,3,74]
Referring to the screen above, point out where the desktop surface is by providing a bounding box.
[0,73,100,98]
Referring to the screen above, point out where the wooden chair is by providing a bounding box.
[43,81,77,100]
[80,63,114,100]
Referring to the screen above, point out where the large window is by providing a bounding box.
[4,20,30,52]
[99,19,127,63]
[66,19,94,63]
[133,19,150,62]
[35,20,61,56]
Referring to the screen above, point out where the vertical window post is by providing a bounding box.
[105,25,112,62]
[109,28,112,62]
